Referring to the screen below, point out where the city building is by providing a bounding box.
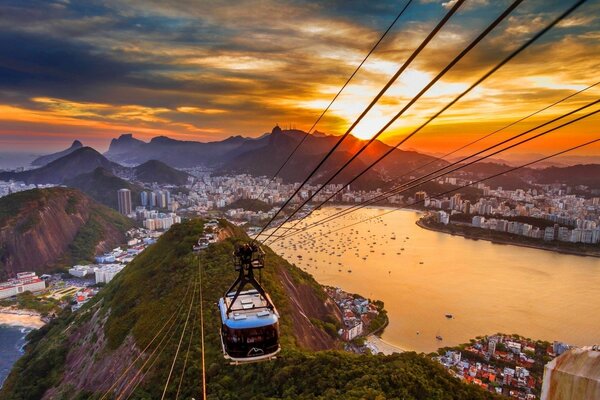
[0,272,46,299]
[68,265,97,278]
[117,188,132,215]
[341,321,364,341]
[94,264,125,284]
[140,191,148,207]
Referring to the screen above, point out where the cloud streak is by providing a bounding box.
[0,0,598,157]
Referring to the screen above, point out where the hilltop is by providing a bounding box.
[0,188,134,279]
[1,220,495,400]
[31,140,84,167]
[132,159,190,185]
[105,133,266,167]
[0,147,117,184]
[64,167,143,210]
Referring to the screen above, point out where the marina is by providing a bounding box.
[268,207,600,353]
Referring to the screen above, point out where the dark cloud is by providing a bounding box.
[0,0,598,152]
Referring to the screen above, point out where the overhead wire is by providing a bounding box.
[175,279,199,399]
[117,280,194,400]
[264,0,590,242]
[254,0,414,200]
[305,138,600,242]
[272,98,600,241]
[389,81,599,183]
[99,280,193,400]
[198,257,207,400]
[161,274,198,400]
[253,0,467,241]
[263,0,524,242]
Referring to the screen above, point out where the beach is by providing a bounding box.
[0,308,45,329]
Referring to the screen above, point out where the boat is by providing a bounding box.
[445,314,453,319]
[436,335,443,341]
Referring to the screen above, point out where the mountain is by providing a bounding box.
[0,147,117,184]
[31,140,83,167]
[64,167,143,209]
[533,164,600,188]
[0,188,135,280]
[0,219,494,400]
[132,159,190,185]
[219,127,449,189]
[105,133,268,167]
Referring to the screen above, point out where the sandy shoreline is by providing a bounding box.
[365,334,405,355]
[0,309,45,329]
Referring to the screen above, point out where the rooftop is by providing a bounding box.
[219,289,278,329]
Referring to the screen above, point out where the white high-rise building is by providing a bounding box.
[117,189,132,215]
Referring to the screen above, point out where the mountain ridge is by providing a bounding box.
[0,147,118,184]
[31,140,83,167]
[0,187,134,279]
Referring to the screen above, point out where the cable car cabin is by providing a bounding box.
[219,289,280,363]
[219,243,281,364]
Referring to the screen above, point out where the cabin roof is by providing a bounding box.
[219,290,278,329]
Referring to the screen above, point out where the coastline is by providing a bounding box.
[416,219,600,259]
[365,334,405,355]
[0,308,45,329]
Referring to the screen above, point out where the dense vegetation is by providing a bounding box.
[133,159,190,185]
[0,291,61,316]
[0,188,135,279]
[65,167,143,209]
[67,204,136,264]
[1,220,496,400]
[0,189,47,228]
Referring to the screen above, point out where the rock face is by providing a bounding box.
[31,140,83,166]
[277,264,342,350]
[541,346,600,400]
[0,188,131,279]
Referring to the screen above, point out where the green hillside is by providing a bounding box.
[133,159,190,185]
[0,188,135,278]
[1,220,496,400]
[65,167,143,210]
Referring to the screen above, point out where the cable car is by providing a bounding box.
[219,243,280,364]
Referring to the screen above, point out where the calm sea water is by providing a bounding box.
[269,207,600,353]
[0,325,31,388]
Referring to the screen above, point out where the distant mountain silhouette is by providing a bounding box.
[533,164,600,188]
[0,147,117,184]
[105,133,268,167]
[218,127,449,189]
[31,140,83,166]
[132,160,190,185]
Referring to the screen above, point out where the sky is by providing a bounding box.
[0,0,599,160]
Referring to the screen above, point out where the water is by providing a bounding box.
[0,325,32,388]
[269,207,600,353]
[0,152,38,170]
